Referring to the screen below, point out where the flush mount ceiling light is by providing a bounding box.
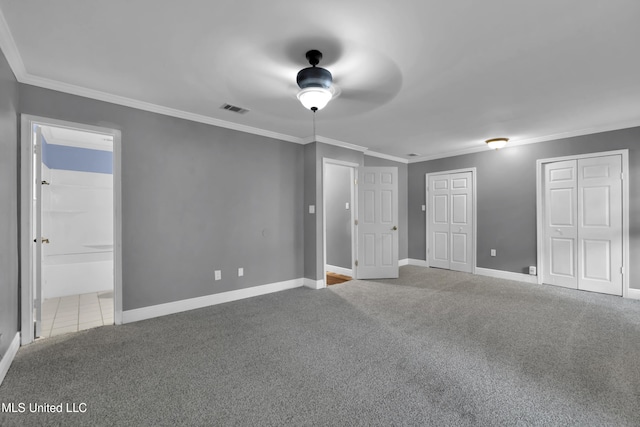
[296,50,333,112]
[485,137,509,150]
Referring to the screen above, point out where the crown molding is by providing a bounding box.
[364,150,409,164]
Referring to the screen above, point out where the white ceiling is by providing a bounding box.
[2,1,640,161]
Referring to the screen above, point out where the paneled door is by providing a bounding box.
[356,167,399,279]
[427,171,474,273]
[543,155,622,295]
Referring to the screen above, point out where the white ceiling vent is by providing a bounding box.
[220,103,249,114]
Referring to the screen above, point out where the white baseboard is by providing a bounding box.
[399,259,409,267]
[406,258,429,267]
[475,267,538,284]
[627,288,640,300]
[123,278,303,323]
[325,265,352,277]
[304,278,325,290]
[0,332,20,387]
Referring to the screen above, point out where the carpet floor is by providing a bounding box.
[1,266,639,426]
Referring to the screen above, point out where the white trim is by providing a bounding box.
[627,289,640,301]
[322,158,358,288]
[425,168,477,274]
[0,332,20,386]
[536,150,630,298]
[326,265,353,277]
[304,278,325,290]
[365,151,409,164]
[399,258,410,266]
[406,258,429,267]
[475,267,539,284]
[123,278,304,323]
[0,8,26,78]
[20,115,123,344]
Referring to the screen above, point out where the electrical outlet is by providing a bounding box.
[214,270,221,281]
[529,266,537,275]
[491,249,496,257]
[238,267,244,277]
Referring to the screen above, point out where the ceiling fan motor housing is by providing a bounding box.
[297,50,332,89]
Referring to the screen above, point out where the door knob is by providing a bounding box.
[392,226,398,231]
[34,238,50,244]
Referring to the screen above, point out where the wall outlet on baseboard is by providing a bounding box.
[529,266,537,275]
[490,249,496,257]
[214,270,221,281]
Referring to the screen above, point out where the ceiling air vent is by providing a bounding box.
[220,103,249,114]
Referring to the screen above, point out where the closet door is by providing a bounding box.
[577,155,622,295]
[543,160,578,289]
[428,172,473,273]
[428,174,451,269]
[542,155,622,296]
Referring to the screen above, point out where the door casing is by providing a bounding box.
[425,168,477,273]
[536,149,630,298]
[20,115,123,345]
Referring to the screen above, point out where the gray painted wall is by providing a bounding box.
[20,85,304,310]
[364,155,409,261]
[408,128,640,289]
[325,164,352,269]
[0,48,19,359]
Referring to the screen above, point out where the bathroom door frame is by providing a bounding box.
[19,115,123,345]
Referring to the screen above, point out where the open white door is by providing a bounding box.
[356,167,398,279]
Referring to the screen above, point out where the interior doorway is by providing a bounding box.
[20,116,123,344]
[323,160,357,286]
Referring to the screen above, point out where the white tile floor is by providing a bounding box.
[40,291,114,338]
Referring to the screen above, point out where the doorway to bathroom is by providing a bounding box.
[20,116,122,344]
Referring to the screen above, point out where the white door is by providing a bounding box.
[543,155,622,295]
[577,155,622,295]
[427,172,474,273]
[356,167,398,279]
[543,160,578,288]
[33,126,44,337]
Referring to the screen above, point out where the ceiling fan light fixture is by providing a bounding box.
[485,137,509,150]
[296,50,334,111]
[297,87,333,111]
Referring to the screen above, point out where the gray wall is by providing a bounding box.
[408,128,640,289]
[325,164,352,269]
[364,155,409,261]
[0,48,19,359]
[20,85,304,310]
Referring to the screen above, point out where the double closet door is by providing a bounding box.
[427,171,474,273]
[542,155,623,295]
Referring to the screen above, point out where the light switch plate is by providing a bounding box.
[421,205,426,211]
[214,270,221,281]
[309,205,315,214]
[491,249,496,257]
[238,267,244,277]
[345,202,350,210]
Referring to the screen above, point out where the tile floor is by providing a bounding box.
[40,291,114,338]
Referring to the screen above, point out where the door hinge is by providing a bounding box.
[621,266,624,274]
[355,260,358,267]
[355,179,358,186]
[354,219,358,226]
[621,172,624,180]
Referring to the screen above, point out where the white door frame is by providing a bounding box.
[20,115,123,345]
[322,158,358,288]
[536,149,630,298]
[425,168,477,273]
